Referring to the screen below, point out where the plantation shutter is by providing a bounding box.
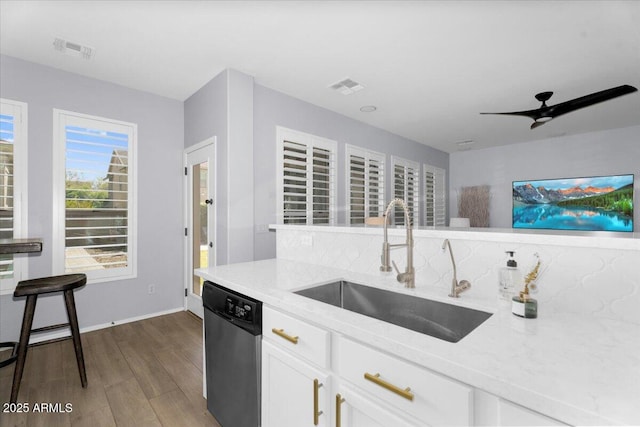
[54,110,136,282]
[368,155,384,218]
[347,145,385,224]
[392,157,419,226]
[279,128,336,225]
[349,153,366,224]
[0,100,27,293]
[424,164,446,226]
[312,145,332,224]
[282,140,308,224]
[0,107,17,280]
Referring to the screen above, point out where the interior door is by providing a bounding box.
[185,139,215,318]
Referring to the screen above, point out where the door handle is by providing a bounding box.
[336,393,345,427]
[313,378,323,425]
[364,372,414,401]
[205,198,213,205]
[271,328,299,344]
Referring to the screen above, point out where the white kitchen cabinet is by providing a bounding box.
[262,339,331,427]
[262,305,566,427]
[263,306,330,368]
[334,383,421,427]
[498,399,567,426]
[474,389,568,426]
[337,336,473,426]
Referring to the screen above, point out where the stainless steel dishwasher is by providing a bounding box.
[203,281,262,427]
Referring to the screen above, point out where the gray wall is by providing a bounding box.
[184,70,229,266]
[449,125,640,228]
[184,69,255,266]
[253,84,450,260]
[227,70,254,264]
[0,55,184,342]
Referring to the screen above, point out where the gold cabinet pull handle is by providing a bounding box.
[364,372,414,401]
[336,393,345,427]
[271,328,299,344]
[313,378,323,425]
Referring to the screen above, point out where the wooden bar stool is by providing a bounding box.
[9,273,88,403]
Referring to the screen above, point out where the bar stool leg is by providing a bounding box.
[63,289,87,388]
[10,295,37,404]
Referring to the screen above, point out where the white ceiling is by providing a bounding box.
[1,1,639,153]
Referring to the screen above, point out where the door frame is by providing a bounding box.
[184,137,216,318]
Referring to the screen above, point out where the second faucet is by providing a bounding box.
[442,239,471,297]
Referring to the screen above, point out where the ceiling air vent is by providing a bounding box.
[53,37,95,60]
[329,78,364,95]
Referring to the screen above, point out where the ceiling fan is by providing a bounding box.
[481,84,638,129]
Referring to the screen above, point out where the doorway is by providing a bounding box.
[184,138,215,318]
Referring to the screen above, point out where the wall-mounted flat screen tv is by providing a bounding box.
[512,174,634,232]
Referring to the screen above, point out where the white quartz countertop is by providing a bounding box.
[196,259,640,426]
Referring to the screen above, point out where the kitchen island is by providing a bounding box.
[197,225,640,426]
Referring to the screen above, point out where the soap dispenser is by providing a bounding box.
[499,251,521,301]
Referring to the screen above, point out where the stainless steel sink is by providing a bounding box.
[294,281,492,343]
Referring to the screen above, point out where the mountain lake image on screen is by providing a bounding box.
[512,174,634,232]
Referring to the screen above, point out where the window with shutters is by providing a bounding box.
[276,127,336,225]
[53,110,137,282]
[346,145,385,225]
[0,99,28,294]
[424,164,446,226]
[391,156,419,226]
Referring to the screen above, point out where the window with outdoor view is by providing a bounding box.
[53,110,137,282]
[0,99,27,294]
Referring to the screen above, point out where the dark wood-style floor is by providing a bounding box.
[0,311,221,427]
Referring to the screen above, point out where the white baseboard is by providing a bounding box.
[22,306,185,345]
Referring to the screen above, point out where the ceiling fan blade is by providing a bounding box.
[545,84,637,119]
[530,120,548,130]
[479,109,541,119]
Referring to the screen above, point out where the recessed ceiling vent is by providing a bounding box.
[53,37,95,60]
[455,139,475,151]
[329,78,364,95]
[455,140,475,147]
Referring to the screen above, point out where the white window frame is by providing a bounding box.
[423,164,446,226]
[0,99,28,295]
[391,156,420,226]
[52,109,137,283]
[276,126,337,225]
[345,144,385,225]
